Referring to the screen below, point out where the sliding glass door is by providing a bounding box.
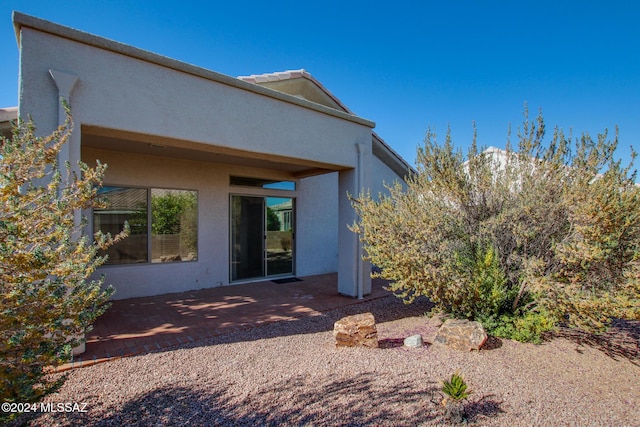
[231,195,294,281]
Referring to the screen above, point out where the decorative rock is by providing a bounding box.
[434,319,488,351]
[333,312,378,348]
[403,334,424,348]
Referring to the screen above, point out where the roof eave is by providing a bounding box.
[372,132,416,180]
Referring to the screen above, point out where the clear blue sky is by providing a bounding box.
[1,1,639,172]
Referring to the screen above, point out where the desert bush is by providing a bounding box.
[0,113,125,420]
[350,109,640,340]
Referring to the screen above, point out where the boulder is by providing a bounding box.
[403,334,424,348]
[434,319,487,351]
[333,312,378,348]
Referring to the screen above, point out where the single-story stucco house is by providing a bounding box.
[2,12,413,300]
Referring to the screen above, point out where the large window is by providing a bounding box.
[94,187,198,265]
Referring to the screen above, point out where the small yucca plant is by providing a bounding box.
[441,371,471,403]
[440,372,471,425]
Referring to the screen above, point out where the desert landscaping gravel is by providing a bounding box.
[13,296,640,426]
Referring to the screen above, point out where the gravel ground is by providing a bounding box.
[13,296,640,426]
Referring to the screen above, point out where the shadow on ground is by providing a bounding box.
[552,319,640,365]
[91,294,437,360]
[464,394,506,423]
[22,371,505,426]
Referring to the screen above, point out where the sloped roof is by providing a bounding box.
[372,132,415,178]
[11,12,414,179]
[238,70,353,113]
[0,107,17,138]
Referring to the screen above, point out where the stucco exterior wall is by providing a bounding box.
[369,153,407,198]
[15,13,410,299]
[296,173,339,276]
[83,144,402,300]
[18,27,372,168]
[84,147,342,299]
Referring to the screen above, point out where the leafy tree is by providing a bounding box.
[152,192,185,235]
[266,206,281,231]
[151,191,198,254]
[351,109,640,340]
[0,113,125,419]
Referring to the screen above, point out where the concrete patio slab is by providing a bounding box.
[59,273,390,370]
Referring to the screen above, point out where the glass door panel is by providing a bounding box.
[265,197,294,276]
[231,195,295,281]
[231,195,264,281]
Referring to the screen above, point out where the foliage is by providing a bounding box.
[440,371,471,425]
[441,371,471,402]
[151,191,195,234]
[266,206,281,231]
[490,310,555,344]
[280,236,292,252]
[449,242,513,323]
[0,113,125,419]
[350,108,640,341]
[151,191,198,251]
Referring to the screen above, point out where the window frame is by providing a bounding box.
[94,185,199,266]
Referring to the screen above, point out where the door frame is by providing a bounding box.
[229,194,295,282]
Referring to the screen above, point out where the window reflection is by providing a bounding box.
[94,187,198,265]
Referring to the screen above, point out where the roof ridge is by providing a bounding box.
[237,69,310,83]
[0,107,18,122]
[238,69,353,114]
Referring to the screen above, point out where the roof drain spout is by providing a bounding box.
[49,69,78,125]
[49,69,79,179]
[356,143,365,300]
[49,69,81,237]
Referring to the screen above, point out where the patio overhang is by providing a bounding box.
[82,125,348,179]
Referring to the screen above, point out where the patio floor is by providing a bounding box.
[61,273,390,371]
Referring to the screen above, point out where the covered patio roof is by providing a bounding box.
[82,125,347,178]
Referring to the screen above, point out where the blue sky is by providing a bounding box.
[1,1,639,172]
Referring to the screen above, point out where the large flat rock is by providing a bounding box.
[333,312,378,348]
[434,319,487,351]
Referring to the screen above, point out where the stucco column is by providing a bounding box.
[337,143,372,297]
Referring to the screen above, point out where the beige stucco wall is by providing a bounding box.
[16,13,408,299]
[369,153,407,198]
[84,147,345,299]
[296,173,339,276]
[83,146,400,299]
[18,27,372,168]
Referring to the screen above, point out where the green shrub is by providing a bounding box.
[491,310,555,344]
[448,242,511,321]
[440,372,471,425]
[350,108,640,341]
[441,371,471,402]
[0,113,125,422]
